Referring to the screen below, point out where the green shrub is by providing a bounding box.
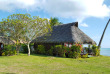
[2,52,5,56]
[46,45,66,57]
[73,51,81,58]
[46,46,54,56]
[21,44,28,53]
[62,46,67,58]
[92,45,100,56]
[65,43,82,58]
[84,47,88,53]
[81,54,88,58]
[37,45,45,54]
[53,45,66,57]
[2,45,16,56]
[88,45,91,49]
[52,46,58,56]
[56,45,63,57]
[68,51,73,58]
[21,44,34,53]
[34,44,83,58]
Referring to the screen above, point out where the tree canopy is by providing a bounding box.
[0,14,51,56]
[22,16,51,56]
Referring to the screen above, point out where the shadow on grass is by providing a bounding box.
[0,52,60,59]
[30,53,90,59]
[0,52,96,60]
[17,53,95,60]
[20,52,58,58]
[31,53,52,57]
[0,72,16,74]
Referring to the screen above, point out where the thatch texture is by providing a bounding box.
[0,36,14,45]
[32,22,96,44]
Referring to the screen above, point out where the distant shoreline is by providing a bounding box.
[101,48,110,49]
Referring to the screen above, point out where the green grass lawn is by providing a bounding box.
[0,54,110,74]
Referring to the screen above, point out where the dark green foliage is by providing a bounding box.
[47,45,67,57]
[81,54,88,58]
[68,51,74,58]
[21,44,28,53]
[88,45,91,48]
[50,17,62,26]
[54,45,65,57]
[36,45,45,54]
[84,47,88,53]
[2,45,16,56]
[65,44,82,58]
[35,44,83,59]
[21,44,34,53]
[92,45,100,56]
[35,45,66,57]
[46,46,54,56]
[73,52,81,58]
[71,44,82,53]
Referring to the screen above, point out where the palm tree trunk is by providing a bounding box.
[98,19,110,48]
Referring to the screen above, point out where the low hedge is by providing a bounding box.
[2,45,16,56]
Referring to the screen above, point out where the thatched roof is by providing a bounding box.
[0,36,14,45]
[32,22,96,44]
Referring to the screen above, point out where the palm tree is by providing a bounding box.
[98,19,110,48]
[50,17,62,26]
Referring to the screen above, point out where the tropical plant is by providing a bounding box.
[50,17,62,26]
[92,45,100,56]
[81,54,88,58]
[21,44,28,53]
[2,45,16,56]
[65,43,82,58]
[98,19,110,48]
[36,45,45,54]
[46,46,54,56]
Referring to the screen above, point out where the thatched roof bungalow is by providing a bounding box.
[33,22,96,44]
[32,22,96,49]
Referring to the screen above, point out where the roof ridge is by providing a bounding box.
[53,22,78,27]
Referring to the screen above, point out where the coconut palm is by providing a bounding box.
[50,17,62,26]
[98,19,110,48]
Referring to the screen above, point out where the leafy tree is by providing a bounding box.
[22,16,51,56]
[0,14,51,56]
[0,14,31,55]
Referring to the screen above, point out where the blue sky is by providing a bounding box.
[0,0,110,48]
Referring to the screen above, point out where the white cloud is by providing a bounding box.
[0,0,110,21]
[0,0,40,11]
[42,0,110,21]
[80,23,88,27]
[17,0,35,6]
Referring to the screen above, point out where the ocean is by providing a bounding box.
[100,48,110,56]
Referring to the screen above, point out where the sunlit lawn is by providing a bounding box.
[0,53,110,74]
